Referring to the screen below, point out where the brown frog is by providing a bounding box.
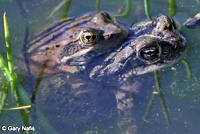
[26,11,129,77]
[84,14,187,134]
[29,14,187,134]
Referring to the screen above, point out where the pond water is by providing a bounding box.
[0,0,200,134]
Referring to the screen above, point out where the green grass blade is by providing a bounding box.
[0,82,9,118]
[144,0,152,20]
[0,54,10,80]
[3,13,30,133]
[143,71,171,126]
[169,0,177,18]
[4,13,15,78]
[154,71,171,126]
[182,60,192,79]
[115,0,131,18]
[96,0,100,12]
[143,87,156,121]
[36,108,56,133]
[62,0,72,19]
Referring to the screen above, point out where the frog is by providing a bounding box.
[26,11,129,77]
[29,14,187,134]
[89,14,187,79]
[86,14,187,133]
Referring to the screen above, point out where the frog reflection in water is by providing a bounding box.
[26,13,187,134]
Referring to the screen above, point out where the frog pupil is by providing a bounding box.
[85,35,91,40]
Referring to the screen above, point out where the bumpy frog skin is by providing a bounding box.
[27,11,129,76]
[86,14,187,133]
[32,14,187,134]
[89,14,187,79]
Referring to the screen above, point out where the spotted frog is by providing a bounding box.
[31,14,187,134]
[26,11,129,77]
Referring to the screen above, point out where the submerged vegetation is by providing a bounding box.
[0,12,55,134]
[0,0,193,133]
[0,13,31,133]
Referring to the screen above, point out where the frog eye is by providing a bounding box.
[138,44,161,62]
[80,30,98,46]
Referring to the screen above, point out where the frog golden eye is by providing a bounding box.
[80,30,98,46]
[138,44,161,62]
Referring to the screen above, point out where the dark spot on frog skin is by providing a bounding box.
[55,45,60,48]
[69,35,73,38]
[107,34,114,39]
[52,35,56,41]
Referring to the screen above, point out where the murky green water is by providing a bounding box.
[0,0,200,134]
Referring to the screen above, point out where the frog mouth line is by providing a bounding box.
[61,47,93,64]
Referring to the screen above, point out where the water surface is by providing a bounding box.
[0,0,200,134]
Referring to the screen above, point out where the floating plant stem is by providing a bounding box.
[96,0,100,12]
[3,13,30,132]
[49,0,67,17]
[169,0,177,18]
[144,0,152,21]
[4,13,14,76]
[0,82,9,118]
[4,105,31,110]
[115,0,131,18]
[143,88,156,121]
[27,46,55,118]
[182,60,192,79]
[0,54,10,80]
[143,71,171,126]
[154,71,171,126]
[62,0,72,19]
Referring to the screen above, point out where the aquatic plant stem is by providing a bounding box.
[115,0,131,18]
[3,13,30,133]
[62,0,72,19]
[154,71,171,126]
[144,0,152,21]
[143,71,171,126]
[0,83,9,118]
[143,88,156,121]
[96,0,100,12]
[169,0,177,18]
[182,60,192,79]
[0,54,10,80]
[4,13,15,79]
[4,12,16,96]
[27,46,55,118]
